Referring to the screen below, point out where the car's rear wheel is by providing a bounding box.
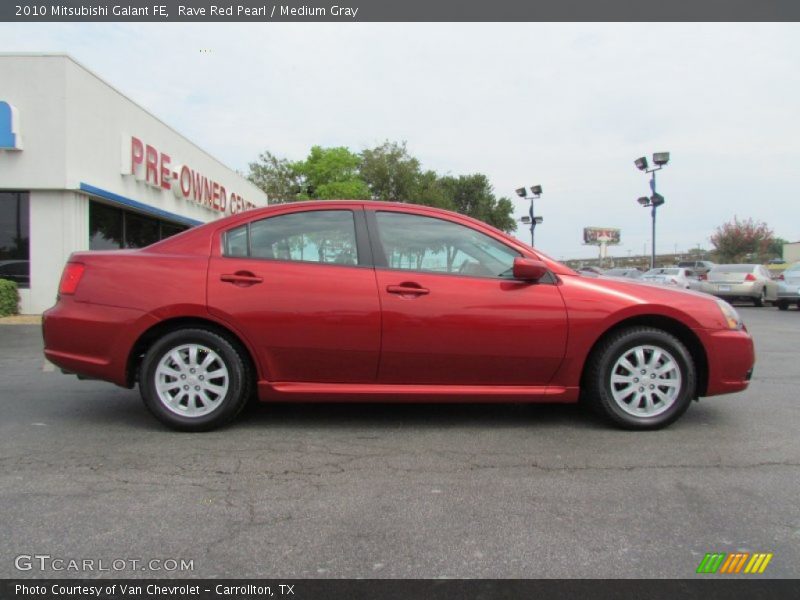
[754,288,766,307]
[139,328,251,431]
[583,327,696,430]
[777,300,789,311]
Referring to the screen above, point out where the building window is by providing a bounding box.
[0,191,30,288]
[89,200,188,250]
[89,202,124,250]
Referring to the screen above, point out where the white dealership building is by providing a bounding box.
[0,54,268,314]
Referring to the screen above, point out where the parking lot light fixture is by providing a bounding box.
[653,152,670,166]
[515,185,544,246]
[634,152,670,269]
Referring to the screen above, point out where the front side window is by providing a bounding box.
[374,211,519,278]
[224,210,359,266]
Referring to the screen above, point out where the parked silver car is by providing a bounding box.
[678,260,716,276]
[603,267,643,279]
[702,264,778,306]
[640,267,694,289]
[776,262,800,310]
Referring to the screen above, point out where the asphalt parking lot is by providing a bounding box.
[1,306,798,579]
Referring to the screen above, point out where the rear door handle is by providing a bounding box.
[220,272,263,286]
[386,284,430,296]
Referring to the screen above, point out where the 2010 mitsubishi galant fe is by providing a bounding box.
[43,201,755,431]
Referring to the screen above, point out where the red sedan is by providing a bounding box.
[43,201,754,431]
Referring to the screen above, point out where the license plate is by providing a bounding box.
[719,285,731,292]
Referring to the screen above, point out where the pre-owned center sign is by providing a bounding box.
[122,135,257,215]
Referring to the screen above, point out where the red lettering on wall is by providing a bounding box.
[160,153,172,191]
[131,136,144,176]
[145,145,158,186]
[180,166,192,198]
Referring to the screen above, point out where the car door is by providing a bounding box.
[367,209,568,386]
[207,206,381,383]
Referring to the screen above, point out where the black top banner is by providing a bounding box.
[3,0,800,22]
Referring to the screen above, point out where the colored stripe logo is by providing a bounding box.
[696,552,773,574]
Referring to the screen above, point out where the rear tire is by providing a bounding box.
[139,328,251,431]
[583,327,696,430]
[777,300,789,311]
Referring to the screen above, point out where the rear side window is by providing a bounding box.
[223,210,359,266]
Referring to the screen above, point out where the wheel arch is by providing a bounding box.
[126,316,260,389]
[580,314,709,398]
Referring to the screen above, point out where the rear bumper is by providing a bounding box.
[702,328,755,397]
[43,299,155,387]
[703,282,760,298]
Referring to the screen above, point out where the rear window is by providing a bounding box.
[677,262,695,268]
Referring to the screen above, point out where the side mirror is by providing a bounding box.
[512,257,548,282]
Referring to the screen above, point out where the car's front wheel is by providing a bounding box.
[583,327,696,430]
[139,328,251,431]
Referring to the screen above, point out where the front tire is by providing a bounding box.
[139,328,251,431]
[583,327,696,430]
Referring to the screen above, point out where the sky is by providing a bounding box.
[1,22,799,260]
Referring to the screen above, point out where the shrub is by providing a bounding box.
[0,279,19,317]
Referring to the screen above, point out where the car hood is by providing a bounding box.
[560,272,729,330]
[591,273,710,300]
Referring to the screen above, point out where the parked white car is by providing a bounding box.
[640,267,695,289]
[776,262,800,310]
[701,264,778,307]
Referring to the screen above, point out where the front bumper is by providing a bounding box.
[702,328,755,397]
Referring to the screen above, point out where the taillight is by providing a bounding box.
[744,273,756,281]
[778,273,785,281]
[699,273,707,281]
[670,278,678,285]
[59,262,85,295]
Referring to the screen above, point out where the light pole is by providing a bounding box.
[515,185,543,247]
[634,152,669,269]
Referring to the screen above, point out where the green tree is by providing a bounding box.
[247,151,302,203]
[360,141,421,201]
[437,174,517,233]
[248,143,517,234]
[710,217,774,262]
[407,170,454,210]
[293,146,370,200]
[767,237,789,259]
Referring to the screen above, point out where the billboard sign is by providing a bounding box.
[583,227,621,245]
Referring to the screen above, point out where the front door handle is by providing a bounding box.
[386,284,430,296]
[220,271,263,286]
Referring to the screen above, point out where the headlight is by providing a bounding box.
[717,299,743,330]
